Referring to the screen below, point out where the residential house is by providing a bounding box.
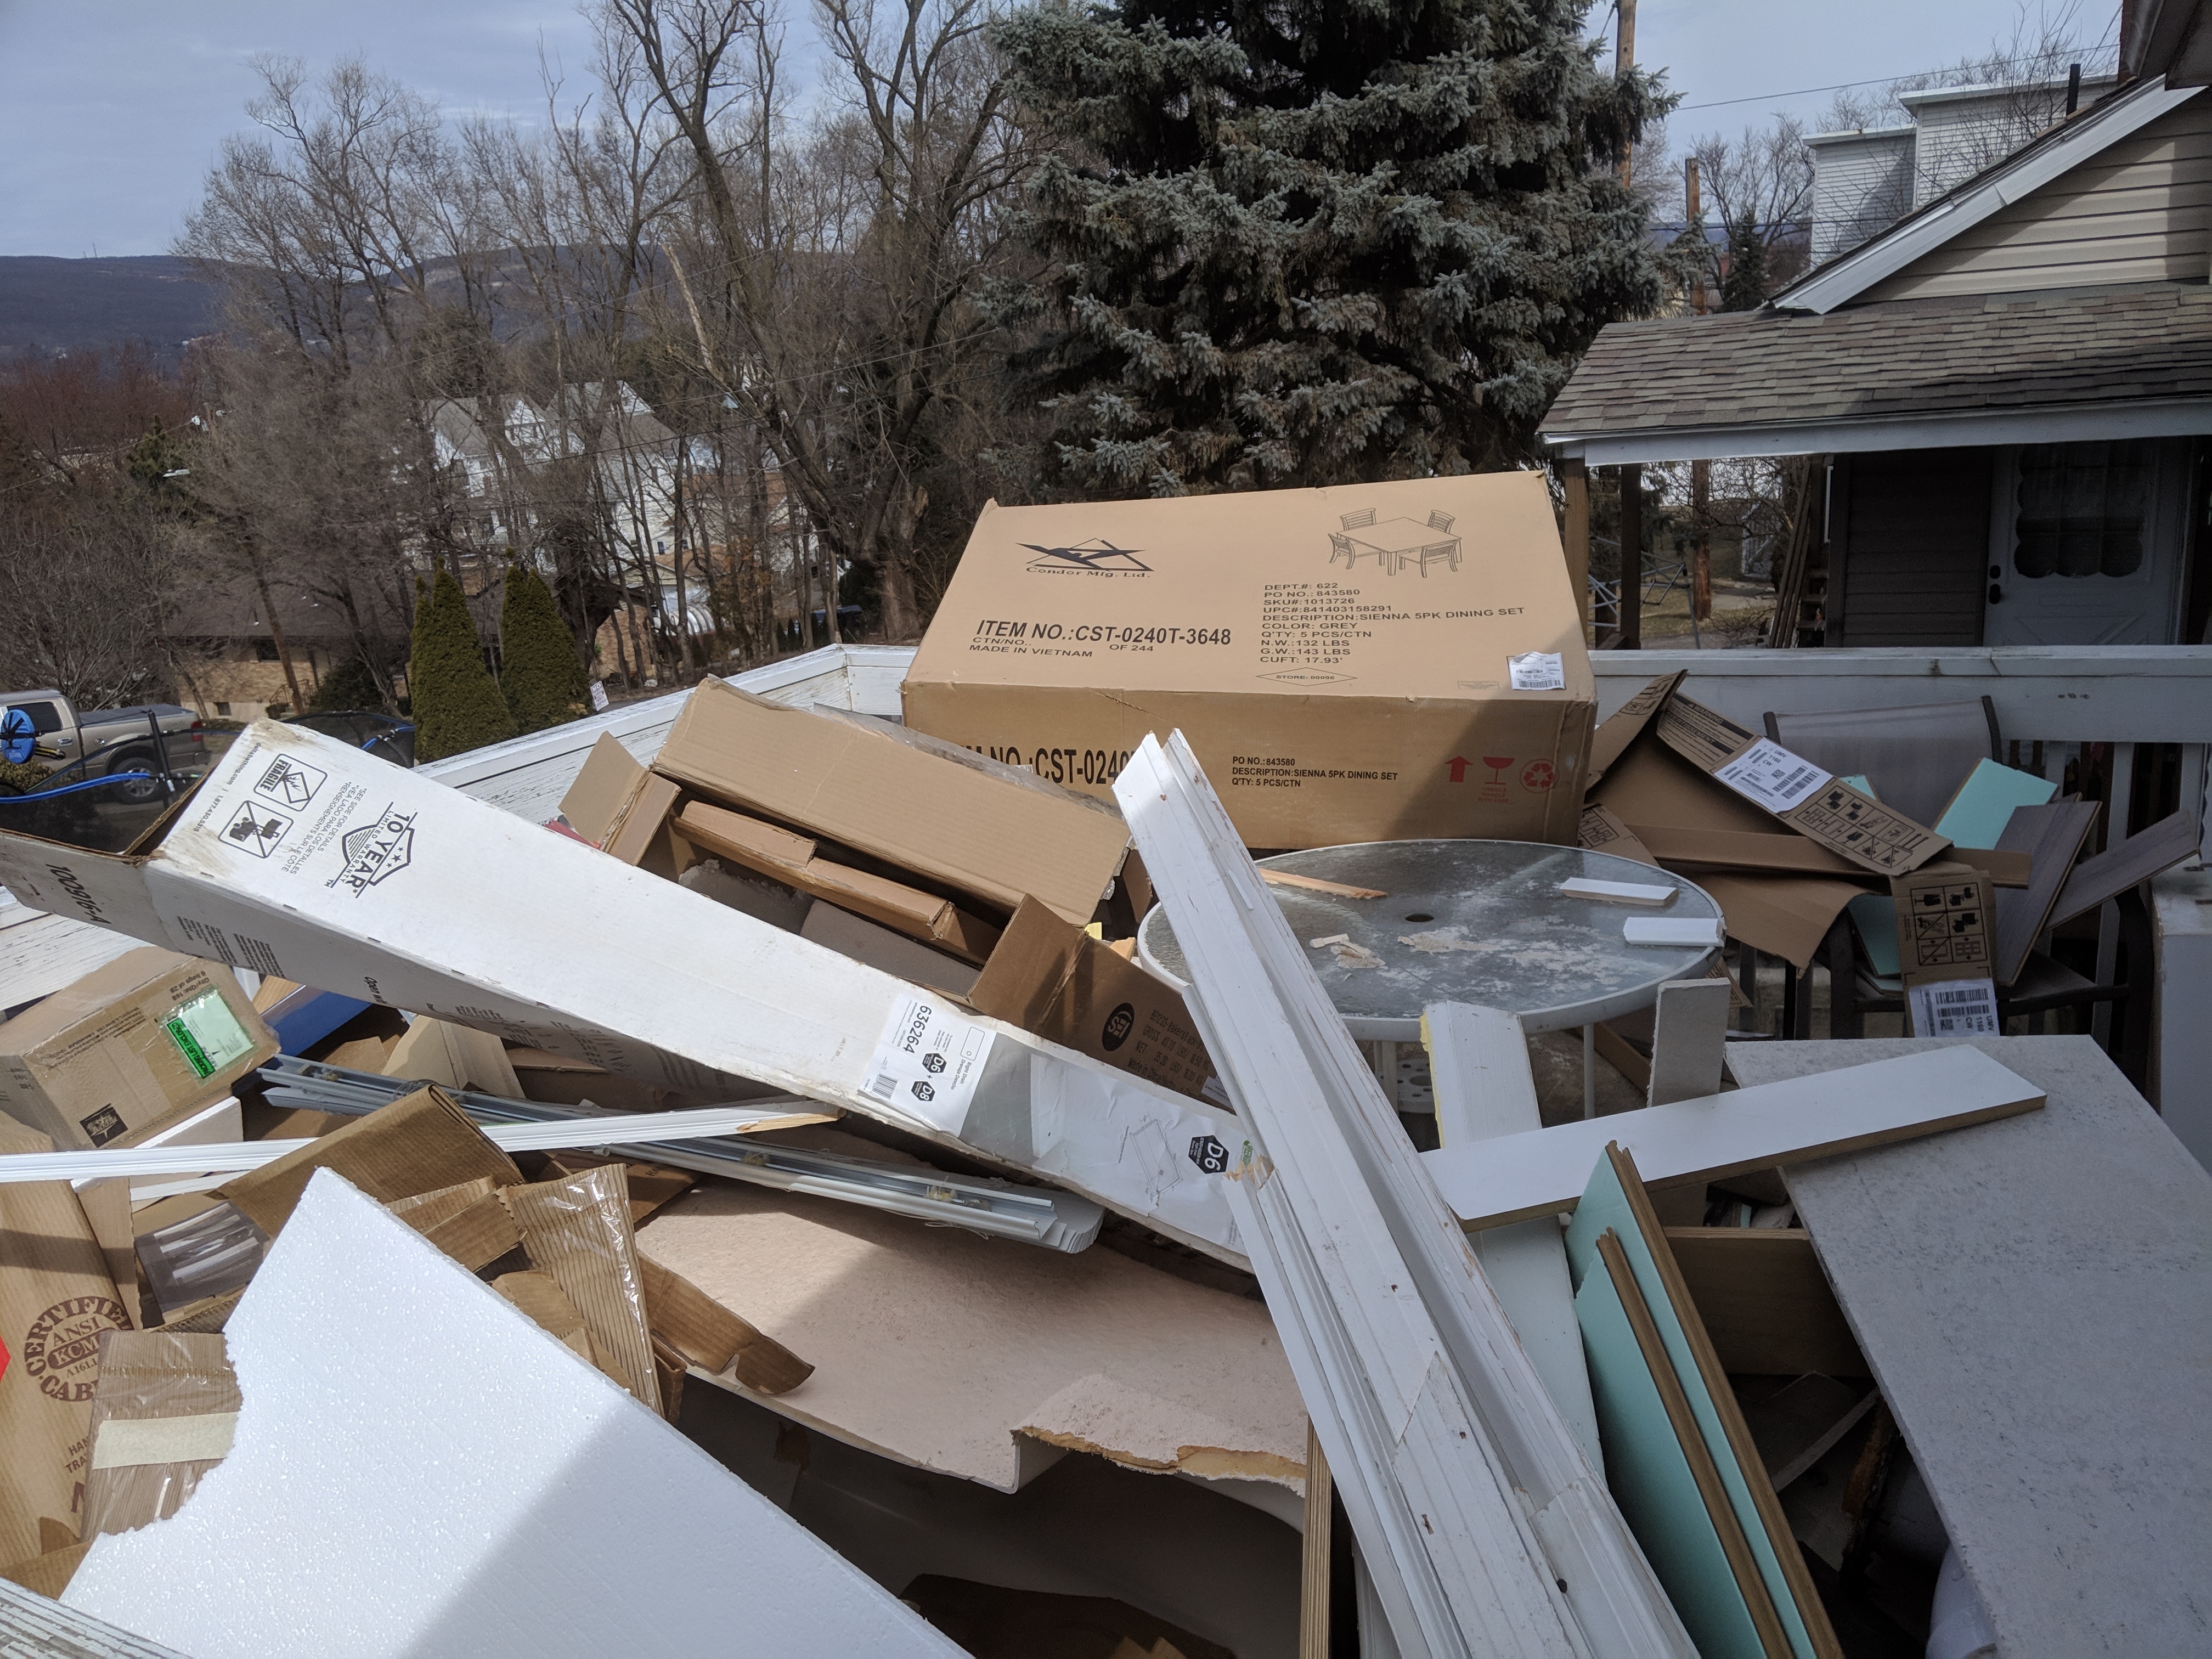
[1544,63,2212,651]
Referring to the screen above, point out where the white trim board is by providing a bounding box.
[1420,1045,2045,1229]
[1773,77,2204,314]
[1118,733,1695,1659]
[1547,394,2212,466]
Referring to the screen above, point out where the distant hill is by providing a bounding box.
[0,256,225,363]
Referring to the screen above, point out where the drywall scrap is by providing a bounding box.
[1729,1036,2212,1659]
[1116,732,1695,1659]
[636,1128,1305,1496]
[63,1169,964,1659]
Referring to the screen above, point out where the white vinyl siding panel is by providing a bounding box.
[1864,95,2212,302]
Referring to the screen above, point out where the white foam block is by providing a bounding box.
[1559,878,1674,906]
[65,1168,960,1659]
[1622,917,1723,947]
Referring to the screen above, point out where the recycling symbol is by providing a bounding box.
[921,1052,947,1074]
[1188,1134,1229,1175]
[911,1080,936,1102]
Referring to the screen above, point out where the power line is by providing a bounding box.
[1669,44,2119,116]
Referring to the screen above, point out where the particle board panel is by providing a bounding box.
[2050,807,2202,928]
[1991,800,2101,984]
[1726,1036,2212,1659]
[1419,1045,2045,1229]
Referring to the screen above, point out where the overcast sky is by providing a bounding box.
[0,0,2118,259]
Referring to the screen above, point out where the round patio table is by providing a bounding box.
[1136,838,1723,1042]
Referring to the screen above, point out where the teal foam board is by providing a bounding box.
[1568,1154,1819,1659]
[1848,893,1903,981]
[1576,1255,1770,1659]
[1934,758,2057,851]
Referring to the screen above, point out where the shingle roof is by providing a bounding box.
[1541,283,2212,442]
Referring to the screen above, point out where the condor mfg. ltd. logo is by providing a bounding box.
[1022,538,1152,575]
[327,804,417,896]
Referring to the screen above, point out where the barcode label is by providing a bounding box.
[1907,977,1999,1037]
[1714,738,1832,813]
[859,995,994,1133]
[1508,651,1566,691]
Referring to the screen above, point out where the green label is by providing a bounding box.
[163,991,255,1081]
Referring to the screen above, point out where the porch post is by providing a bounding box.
[1562,457,1591,641]
[1619,462,1644,650]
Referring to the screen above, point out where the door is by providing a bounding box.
[1982,439,2190,645]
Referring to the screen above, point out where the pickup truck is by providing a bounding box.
[0,690,209,803]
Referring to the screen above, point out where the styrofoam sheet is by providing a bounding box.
[64,1167,962,1659]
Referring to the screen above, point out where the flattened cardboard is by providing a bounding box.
[1888,863,1996,990]
[902,473,1594,849]
[655,676,1129,924]
[1592,676,1948,877]
[968,899,1215,1100]
[1651,695,1948,876]
[0,1118,129,1568]
[639,1254,812,1395]
[79,1330,239,1539]
[1578,804,1659,867]
[0,948,275,1152]
[799,901,980,999]
[217,1085,523,1238]
[676,801,1003,963]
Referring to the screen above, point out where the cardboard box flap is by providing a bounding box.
[807,706,1128,823]
[654,678,1128,923]
[1587,672,1686,787]
[558,734,648,845]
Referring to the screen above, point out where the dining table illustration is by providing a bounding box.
[1328,507,1462,575]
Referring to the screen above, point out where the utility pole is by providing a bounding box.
[1616,0,1638,190]
[1686,156,1713,625]
[1686,157,1706,316]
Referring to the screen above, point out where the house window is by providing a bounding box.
[215,702,232,716]
[2015,442,2150,579]
[253,639,281,662]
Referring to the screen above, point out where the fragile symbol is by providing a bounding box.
[254,755,326,810]
[223,803,293,859]
[911,1079,936,1102]
[921,1051,947,1074]
[1188,1134,1229,1175]
[1483,755,1515,783]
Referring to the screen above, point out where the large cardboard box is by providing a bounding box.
[902,473,1593,848]
[0,948,274,1150]
[0,721,1246,1262]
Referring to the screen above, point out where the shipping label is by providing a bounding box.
[859,994,995,1134]
[1907,979,2000,1037]
[1508,651,1566,691]
[1714,738,1832,813]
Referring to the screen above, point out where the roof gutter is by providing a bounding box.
[1545,394,2212,465]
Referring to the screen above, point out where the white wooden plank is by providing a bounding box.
[0,887,146,1009]
[64,1170,962,1659]
[1725,1036,2212,1659]
[1423,1002,1604,1475]
[1118,734,1695,1659]
[1644,980,1730,1109]
[1421,1046,2045,1229]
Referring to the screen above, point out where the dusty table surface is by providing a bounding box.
[1139,838,1722,1037]
[1727,1035,2212,1659]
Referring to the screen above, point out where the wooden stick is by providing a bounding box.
[1261,868,1386,900]
[1300,1423,1333,1659]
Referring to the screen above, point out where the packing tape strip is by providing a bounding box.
[90,1411,239,1470]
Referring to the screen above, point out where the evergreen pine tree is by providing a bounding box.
[408,572,516,763]
[497,562,589,734]
[993,0,1672,494]
[1719,211,1770,312]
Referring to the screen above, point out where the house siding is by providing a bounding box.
[1833,449,1992,646]
[1808,128,1916,264]
[1860,92,2212,302]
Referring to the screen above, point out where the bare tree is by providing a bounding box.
[604,0,1026,639]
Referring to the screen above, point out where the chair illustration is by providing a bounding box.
[1330,530,1390,571]
[1403,539,1462,576]
[1340,508,1376,531]
[1427,509,1455,533]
